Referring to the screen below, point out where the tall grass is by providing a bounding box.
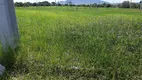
[0,7,142,79]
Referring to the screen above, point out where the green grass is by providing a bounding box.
[0,7,142,80]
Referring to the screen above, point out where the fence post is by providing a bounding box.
[140,1,142,10]
[0,0,19,52]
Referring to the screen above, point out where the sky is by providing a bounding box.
[14,0,141,3]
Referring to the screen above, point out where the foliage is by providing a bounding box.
[38,1,51,6]
[131,3,140,8]
[14,1,141,9]
[15,2,24,7]
[15,1,51,7]
[122,1,130,8]
[51,2,56,6]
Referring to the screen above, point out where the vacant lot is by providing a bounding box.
[0,7,142,80]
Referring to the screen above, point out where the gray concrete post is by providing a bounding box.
[0,0,19,52]
[140,1,142,10]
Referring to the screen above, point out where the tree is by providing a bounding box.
[51,2,56,6]
[15,2,20,7]
[122,1,130,8]
[102,3,107,7]
[42,1,51,6]
[106,4,112,8]
[116,3,122,8]
[92,3,97,7]
[37,1,51,6]
[32,3,38,6]
[57,3,62,6]
[15,2,24,7]
[131,3,139,8]
[24,2,31,7]
[67,0,73,6]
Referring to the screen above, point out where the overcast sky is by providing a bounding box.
[14,0,141,3]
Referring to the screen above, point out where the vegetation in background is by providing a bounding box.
[0,7,142,80]
[14,1,141,9]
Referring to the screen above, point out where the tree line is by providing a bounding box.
[14,1,141,9]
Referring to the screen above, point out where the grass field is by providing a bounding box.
[0,7,142,80]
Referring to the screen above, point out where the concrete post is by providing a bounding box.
[140,1,142,10]
[0,0,19,52]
